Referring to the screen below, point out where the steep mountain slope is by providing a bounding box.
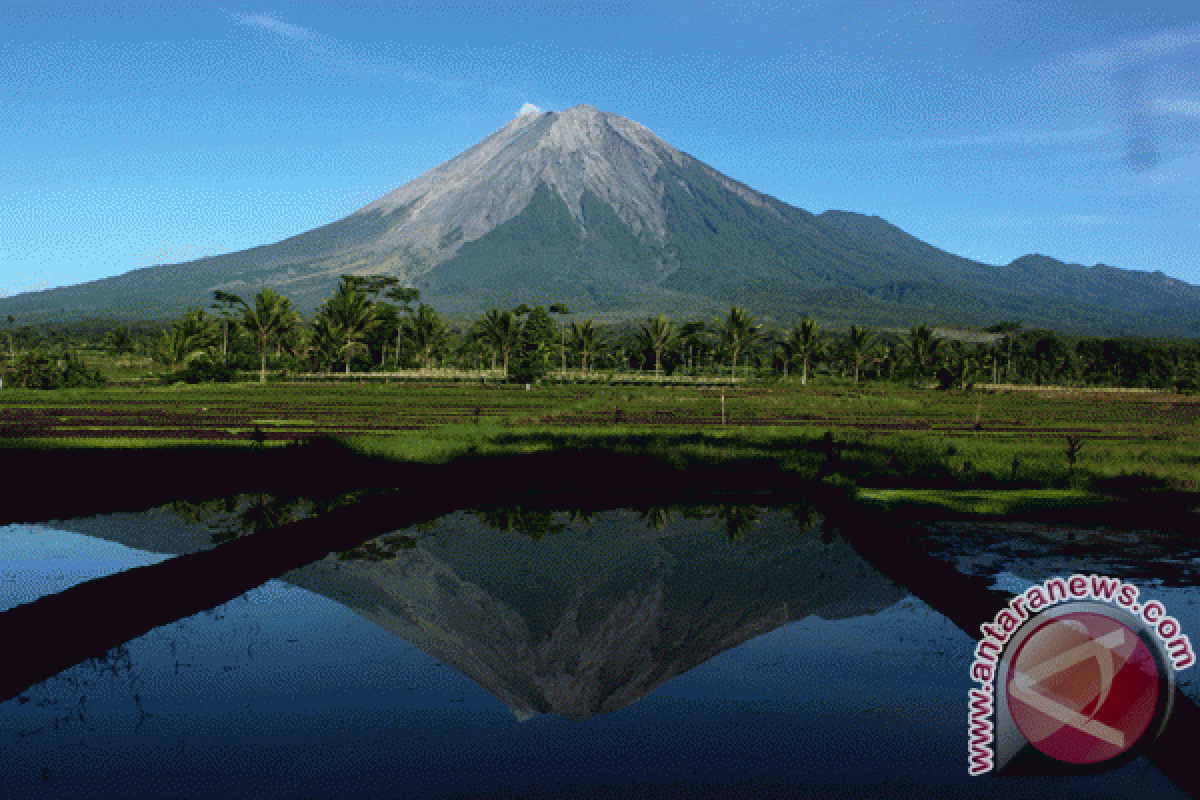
[3,104,1198,336]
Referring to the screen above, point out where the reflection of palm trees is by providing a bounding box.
[640,505,674,532]
[164,493,362,546]
[473,507,566,540]
[567,508,596,527]
[672,504,762,540]
[337,533,418,562]
[713,505,761,540]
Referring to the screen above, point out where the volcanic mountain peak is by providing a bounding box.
[355,104,752,260]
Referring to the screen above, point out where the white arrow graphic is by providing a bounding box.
[1009,628,1127,749]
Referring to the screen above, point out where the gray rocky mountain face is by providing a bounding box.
[364,105,684,256]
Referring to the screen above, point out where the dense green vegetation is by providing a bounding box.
[4,279,1200,391]
[3,276,1198,517]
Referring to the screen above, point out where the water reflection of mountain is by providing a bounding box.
[48,504,904,720]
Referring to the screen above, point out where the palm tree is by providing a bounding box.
[569,319,603,372]
[477,309,522,374]
[4,315,15,360]
[155,308,217,370]
[402,303,449,367]
[384,285,420,365]
[846,324,877,383]
[902,322,942,383]
[717,306,761,381]
[984,320,1022,383]
[211,289,243,364]
[782,318,822,385]
[155,328,201,370]
[308,313,345,374]
[351,274,400,304]
[677,320,707,373]
[103,327,135,358]
[548,303,570,374]
[316,279,381,374]
[239,288,300,383]
[640,314,676,377]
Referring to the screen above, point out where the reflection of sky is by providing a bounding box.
[0,524,1192,798]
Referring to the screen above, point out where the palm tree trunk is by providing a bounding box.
[802,356,808,386]
[259,340,267,384]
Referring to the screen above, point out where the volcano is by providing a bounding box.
[4,103,1199,335]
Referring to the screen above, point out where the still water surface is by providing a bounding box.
[1,504,1196,798]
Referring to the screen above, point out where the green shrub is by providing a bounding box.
[0,349,106,389]
[174,355,238,384]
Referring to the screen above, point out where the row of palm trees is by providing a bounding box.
[154,275,988,384]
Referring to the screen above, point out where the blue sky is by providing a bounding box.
[4,1,1200,300]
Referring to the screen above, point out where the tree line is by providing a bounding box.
[2,281,1199,391]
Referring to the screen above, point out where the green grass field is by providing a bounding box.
[3,373,1196,518]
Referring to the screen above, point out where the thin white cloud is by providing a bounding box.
[220,9,463,87]
[1075,27,1200,72]
[229,12,315,42]
[516,103,542,117]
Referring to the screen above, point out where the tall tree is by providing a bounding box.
[510,306,557,384]
[783,318,823,386]
[676,320,708,373]
[984,320,1022,383]
[384,285,420,366]
[402,303,449,368]
[239,288,299,383]
[548,303,570,374]
[477,309,523,373]
[345,274,400,304]
[155,308,218,370]
[317,278,381,374]
[211,290,243,364]
[846,324,877,383]
[308,313,346,374]
[103,327,135,358]
[717,306,761,381]
[902,322,942,383]
[640,314,676,377]
[569,319,602,372]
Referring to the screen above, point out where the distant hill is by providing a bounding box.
[4,103,1199,337]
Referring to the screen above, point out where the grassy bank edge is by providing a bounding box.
[4,425,1192,520]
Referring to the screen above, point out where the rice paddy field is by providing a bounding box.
[1,379,1196,504]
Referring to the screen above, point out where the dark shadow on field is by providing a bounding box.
[482,429,1195,498]
[2,438,1200,793]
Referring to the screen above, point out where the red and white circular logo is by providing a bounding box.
[1006,611,1161,765]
